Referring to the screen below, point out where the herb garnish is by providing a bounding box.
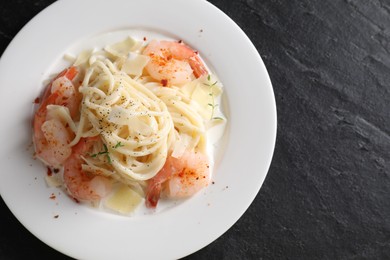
[90,144,111,163]
[90,141,124,163]
[113,141,124,149]
[204,75,221,120]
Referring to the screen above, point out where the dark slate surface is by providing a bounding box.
[1,0,390,259]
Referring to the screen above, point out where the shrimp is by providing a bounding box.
[33,67,80,167]
[146,151,210,208]
[142,40,208,86]
[63,137,112,201]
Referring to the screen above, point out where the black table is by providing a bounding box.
[1,0,390,259]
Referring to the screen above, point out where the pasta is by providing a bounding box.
[33,36,226,214]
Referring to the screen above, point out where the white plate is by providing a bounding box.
[0,0,277,259]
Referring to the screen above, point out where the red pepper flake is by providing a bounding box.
[54,215,59,219]
[53,168,60,174]
[178,39,183,43]
[49,193,56,200]
[161,79,168,87]
[73,198,80,203]
[47,167,52,176]
[143,36,147,41]
[33,97,40,104]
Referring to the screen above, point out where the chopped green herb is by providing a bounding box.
[90,144,112,163]
[205,75,220,120]
[113,141,124,149]
[106,154,112,164]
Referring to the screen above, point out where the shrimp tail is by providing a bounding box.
[189,56,208,78]
[40,66,78,103]
[145,182,162,208]
[145,158,175,208]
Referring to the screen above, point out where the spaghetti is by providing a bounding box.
[33,36,226,214]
